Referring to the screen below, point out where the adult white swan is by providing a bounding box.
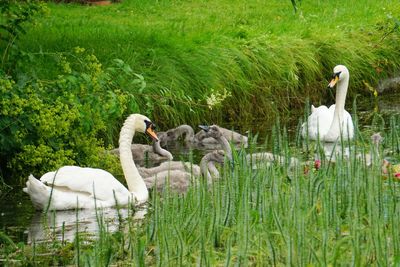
[301,65,354,142]
[23,114,158,210]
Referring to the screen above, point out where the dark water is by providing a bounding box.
[1,92,399,244]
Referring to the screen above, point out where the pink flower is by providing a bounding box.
[314,160,321,170]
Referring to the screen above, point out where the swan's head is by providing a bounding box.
[209,150,226,164]
[134,114,159,141]
[198,125,223,140]
[328,65,349,88]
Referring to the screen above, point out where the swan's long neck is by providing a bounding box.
[119,115,148,203]
[328,76,349,137]
[200,155,211,181]
[200,153,216,183]
[218,136,233,161]
[152,141,173,160]
[180,125,194,142]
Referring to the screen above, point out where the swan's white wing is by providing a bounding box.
[302,105,334,140]
[40,166,130,201]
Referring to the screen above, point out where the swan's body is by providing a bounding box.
[23,114,158,210]
[143,150,225,193]
[195,126,248,147]
[137,139,201,178]
[138,160,201,178]
[110,139,173,163]
[138,128,232,189]
[246,152,300,170]
[159,125,195,146]
[302,65,354,142]
[143,170,191,194]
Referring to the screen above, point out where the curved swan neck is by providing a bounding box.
[218,136,233,161]
[326,74,349,139]
[207,161,220,178]
[119,115,148,202]
[200,160,209,181]
[200,151,224,181]
[152,140,173,160]
[179,125,194,142]
[200,154,214,182]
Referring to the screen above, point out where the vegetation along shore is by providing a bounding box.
[1,0,400,264]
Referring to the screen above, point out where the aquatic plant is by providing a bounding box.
[2,114,400,265]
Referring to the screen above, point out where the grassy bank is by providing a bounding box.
[19,0,400,127]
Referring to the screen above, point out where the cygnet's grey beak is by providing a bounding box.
[198,125,210,132]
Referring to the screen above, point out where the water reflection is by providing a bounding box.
[315,137,381,167]
[26,206,147,244]
[316,142,351,163]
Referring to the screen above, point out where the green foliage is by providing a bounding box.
[13,0,400,130]
[0,48,156,181]
[0,0,46,74]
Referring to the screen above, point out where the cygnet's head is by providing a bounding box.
[198,125,223,140]
[371,132,383,145]
[207,150,226,164]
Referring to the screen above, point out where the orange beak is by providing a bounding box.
[328,76,339,88]
[146,127,159,141]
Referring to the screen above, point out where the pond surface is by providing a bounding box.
[1,92,400,244]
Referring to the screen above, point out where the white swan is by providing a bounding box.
[23,114,158,210]
[301,65,354,142]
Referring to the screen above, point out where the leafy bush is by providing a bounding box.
[0,2,205,183]
[0,48,153,183]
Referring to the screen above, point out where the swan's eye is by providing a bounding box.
[332,71,341,79]
[144,120,156,130]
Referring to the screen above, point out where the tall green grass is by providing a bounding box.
[2,115,400,265]
[18,0,400,128]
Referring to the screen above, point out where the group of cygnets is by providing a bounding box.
[110,124,246,193]
[111,123,310,194]
[111,124,247,162]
